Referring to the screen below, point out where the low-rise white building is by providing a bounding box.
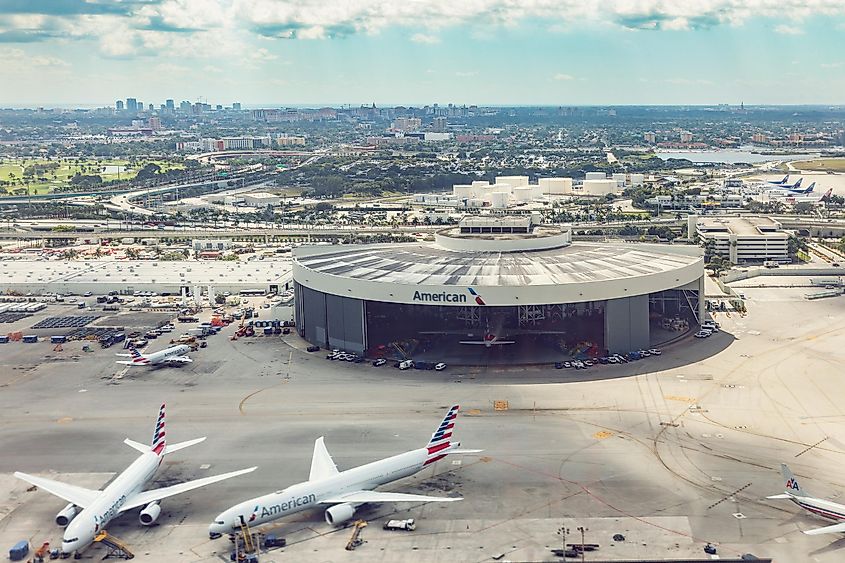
[243,192,282,207]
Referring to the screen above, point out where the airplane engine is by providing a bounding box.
[139,502,161,526]
[55,503,78,527]
[324,503,356,526]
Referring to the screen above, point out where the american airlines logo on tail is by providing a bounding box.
[151,403,166,455]
[425,405,459,466]
[787,478,800,491]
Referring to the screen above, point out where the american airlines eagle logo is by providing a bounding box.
[786,478,799,490]
[249,505,260,522]
[467,288,485,305]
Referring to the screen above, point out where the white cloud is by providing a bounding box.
[411,33,440,44]
[0,48,69,72]
[455,70,478,77]
[2,0,844,59]
[821,61,844,68]
[774,24,803,35]
[553,73,575,81]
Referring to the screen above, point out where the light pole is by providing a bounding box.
[557,524,569,555]
[576,526,588,562]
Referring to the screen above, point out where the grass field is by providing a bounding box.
[791,158,845,172]
[0,158,184,195]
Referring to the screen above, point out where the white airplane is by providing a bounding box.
[459,333,516,347]
[767,463,845,534]
[15,404,256,556]
[116,344,192,366]
[208,404,480,538]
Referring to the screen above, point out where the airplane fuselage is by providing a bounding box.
[62,452,161,554]
[211,448,429,533]
[788,493,845,523]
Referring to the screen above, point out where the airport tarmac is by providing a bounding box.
[1,287,845,561]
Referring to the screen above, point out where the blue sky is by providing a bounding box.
[1,1,845,106]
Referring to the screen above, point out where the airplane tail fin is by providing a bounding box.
[425,405,459,465]
[822,188,833,202]
[780,463,807,497]
[151,403,166,456]
[805,182,815,194]
[128,345,144,360]
[794,178,803,189]
[781,174,789,184]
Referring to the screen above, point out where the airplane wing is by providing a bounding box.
[116,361,145,366]
[320,490,462,504]
[309,437,339,481]
[121,466,257,512]
[458,340,515,345]
[803,522,845,535]
[166,356,192,363]
[13,472,100,508]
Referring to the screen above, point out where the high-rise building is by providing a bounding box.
[643,132,656,144]
[148,103,154,112]
[136,101,143,113]
[232,102,242,111]
[391,117,421,131]
[126,98,137,112]
[148,117,162,131]
[432,116,447,132]
[116,100,125,112]
[680,131,693,143]
[165,99,175,112]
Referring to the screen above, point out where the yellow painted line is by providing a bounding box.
[57,417,73,424]
[593,430,614,440]
[664,395,697,403]
[466,409,482,416]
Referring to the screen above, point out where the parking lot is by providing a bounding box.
[1,288,845,561]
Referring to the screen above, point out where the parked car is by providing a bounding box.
[694,330,711,338]
[562,361,572,368]
[554,361,564,369]
[306,345,320,352]
[647,349,662,356]
[398,360,414,370]
[434,362,447,371]
[372,358,387,367]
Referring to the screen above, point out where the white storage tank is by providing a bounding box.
[493,182,512,195]
[513,186,532,202]
[612,173,627,187]
[490,191,509,208]
[582,179,618,196]
[466,198,485,208]
[585,172,607,181]
[495,175,529,187]
[538,177,573,195]
[630,173,645,186]
[453,184,474,199]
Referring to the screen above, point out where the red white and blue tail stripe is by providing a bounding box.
[151,403,166,455]
[129,346,149,364]
[425,405,459,466]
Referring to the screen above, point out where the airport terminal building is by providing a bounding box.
[293,216,704,363]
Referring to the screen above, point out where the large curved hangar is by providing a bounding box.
[293,220,704,363]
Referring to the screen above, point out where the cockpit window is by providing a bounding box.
[64,537,78,542]
[215,520,224,524]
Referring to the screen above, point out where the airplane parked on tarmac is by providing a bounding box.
[768,463,845,534]
[115,344,192,366]
[767,174,791,186]
[208,405,480,538]
[15,404,256,556]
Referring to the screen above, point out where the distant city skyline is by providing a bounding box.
[2,1,845,106]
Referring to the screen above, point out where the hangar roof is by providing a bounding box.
[294,242,700,288]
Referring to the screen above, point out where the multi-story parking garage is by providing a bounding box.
[293,216,704,363]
